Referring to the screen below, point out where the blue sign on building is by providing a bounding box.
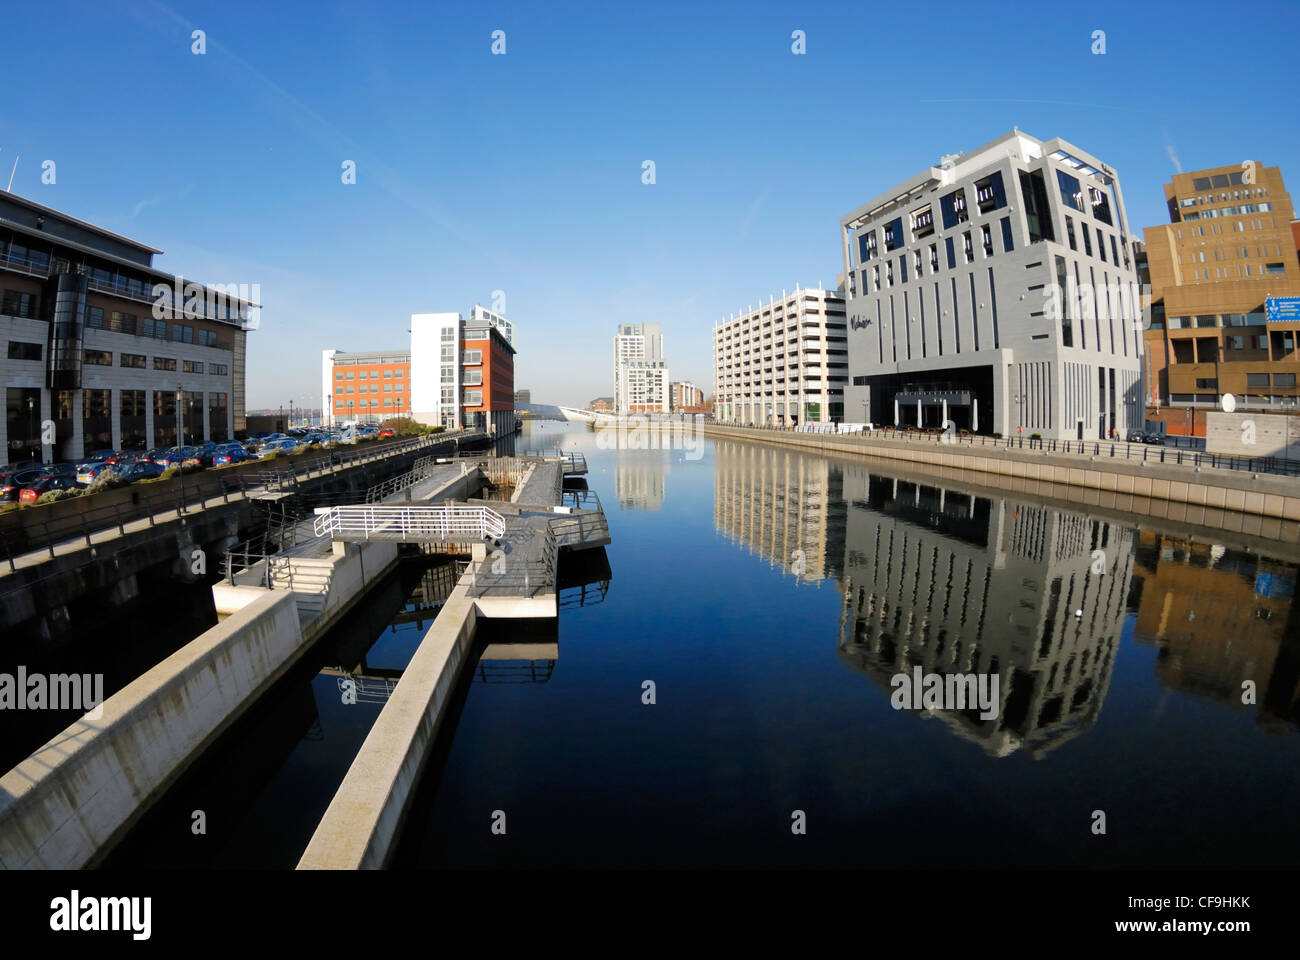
[1265,296,1300,322]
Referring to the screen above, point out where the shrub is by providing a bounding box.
[86,469,129,492]
[37,488,83,504]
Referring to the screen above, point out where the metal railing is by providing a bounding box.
[313,504,506,542]
[719,422,1300,479]
[364,456,437,503]
[0,433,458,574]
[468,523,556,598]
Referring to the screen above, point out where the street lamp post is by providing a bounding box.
[288,399,294,430]
[26,396,36,461]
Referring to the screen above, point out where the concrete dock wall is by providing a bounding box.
[297,578,480,870]
[703,425,1300,545]
[0,590,300,869]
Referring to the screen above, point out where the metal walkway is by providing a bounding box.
[313,504,506,543]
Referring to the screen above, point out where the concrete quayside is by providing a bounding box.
[0,448,609,870]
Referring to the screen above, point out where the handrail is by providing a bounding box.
[313,504,506,542]
[716,422,1300,479]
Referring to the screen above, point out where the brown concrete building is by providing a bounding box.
[1142,162,1300,435]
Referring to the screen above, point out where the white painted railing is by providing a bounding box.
[313,504,506,542]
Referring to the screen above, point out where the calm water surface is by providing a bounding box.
[395,421,1300,868]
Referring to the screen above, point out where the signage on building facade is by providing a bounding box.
[1265,297,1300,322]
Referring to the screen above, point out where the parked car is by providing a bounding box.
[77,449,119,469]
[3,468,51,500]
[213,442,253,465]
[119,460,166,483]
[1126,430,1145,443]
[378,428,395,437]
[258,438,298,456]
[76,461,123,486]
[152,446,199,468]
[19,473,79,502]
[1143,433,1166,445]
[45,462,80,478]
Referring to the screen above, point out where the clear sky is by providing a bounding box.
[3,0,1298,409]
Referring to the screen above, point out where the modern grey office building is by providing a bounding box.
[839,130,1144,440]
[2,192,257,462]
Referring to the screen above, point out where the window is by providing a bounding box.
[462,349,483,365]
[980,224,993,257]
[913,249,924,277]
[183,360,205,373]
[974,172,1006,214]
[394,369,404,378]
[383,383,392,392]
[210,363,228,375]
[1195,379,1217,390]
[154,356,177,371]
[463,389,483,406]
[84,349,112,365]
[336,371,345,380]
[1265,263,1286,274]
[883,218,903,252]
[900,254,908,284]
[1275,374,1296,388]
[7,340,42,361]
[929,243,939,271]
[174,324,194,344]
[369,384,378,394]
[939,189,968,228]
[962,232,974,263]
[1000,217,1014,253]
[1057,170,1084,212]
[945,237,956,270]
[1096,229,1105,262]
[1089,185,1113,225]
[345,371,354,380]
[197,329,218,347]
[910,205,934,239]
[1228,336,1245,350]
[358,370,368,379]
[1055,256,1073,347]
[86,306,105,328]
[3,290,37,318]
[383,369,393,378]
[395,382,403,392]
[462,369,483,386]
[120,352,146,368]
[1247,373,1270,388]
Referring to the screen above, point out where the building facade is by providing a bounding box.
[613,322,669,413]
[468,304,514,347]
[670,380,704,411]
[321,349,411,426]
[1141,162,1300,422]
[713,286,847,425]
[326,309,517,434]
[2,192,255,462]
[840,130,1143,441]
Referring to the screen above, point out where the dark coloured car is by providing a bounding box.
[18,474,79,503]
[213,443,252,465]
[119,460,166,483]
[1126,430,1145,443]
[2,468,50,501]
[1143,433,1166,445]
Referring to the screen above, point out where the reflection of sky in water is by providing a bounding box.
[400,423,1300,869]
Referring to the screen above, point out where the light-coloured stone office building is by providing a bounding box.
[840,130,1144,440]
[713,285,847,425]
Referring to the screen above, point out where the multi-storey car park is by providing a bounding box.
[713,286,847,426]
[1,192,256,462]
[839,130,1144,441]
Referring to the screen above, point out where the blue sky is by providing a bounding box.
[3,0,1298,409]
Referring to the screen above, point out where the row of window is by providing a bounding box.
[1,292,228,349]
[334,397,407,409]
[334,368,406,379]
[334,383,405,394]
[1182,262,1286,281]
[7,340,229,375]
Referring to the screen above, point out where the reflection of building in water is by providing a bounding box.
[615,461,666,511]
[837,463,1133,756]
[1132,532,1300,732]
[713,440,846,585]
